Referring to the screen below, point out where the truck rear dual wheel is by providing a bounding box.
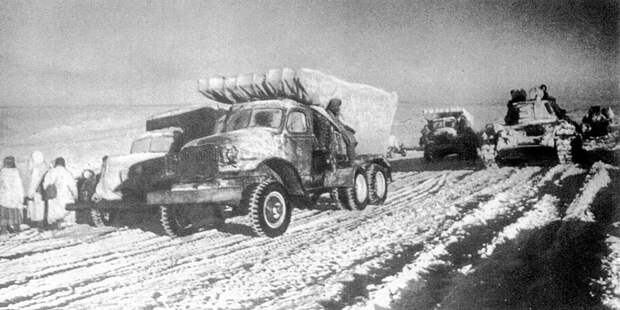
[247,179,292,238]
[366,164,388,205]
[331,170,369,211]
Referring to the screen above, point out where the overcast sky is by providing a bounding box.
[0,0,617,107]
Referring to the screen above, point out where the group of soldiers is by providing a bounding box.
[0,152,77,234]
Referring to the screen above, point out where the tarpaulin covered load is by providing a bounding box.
[197,68,398,155]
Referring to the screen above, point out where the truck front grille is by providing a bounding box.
[177,145,218,182]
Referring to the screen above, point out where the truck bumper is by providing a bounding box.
[146,185,243,206]
[66,200,151,211]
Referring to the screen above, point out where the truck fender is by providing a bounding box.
[324,167,355,188]
[258,158,305,196]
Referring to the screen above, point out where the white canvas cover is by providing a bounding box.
[197,68,398,155]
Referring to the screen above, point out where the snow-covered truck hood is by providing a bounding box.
[94,152,166,201]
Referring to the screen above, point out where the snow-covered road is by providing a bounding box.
[0,159,617,310]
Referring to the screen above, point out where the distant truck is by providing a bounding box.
[146,68,396,238]
[67,105,224,226]
[419,108,479,161]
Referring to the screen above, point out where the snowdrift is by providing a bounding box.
[198,68,398,155]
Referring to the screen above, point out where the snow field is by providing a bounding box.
[602,235,620,309]
[0,160,617,310]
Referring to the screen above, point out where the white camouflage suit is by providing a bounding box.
[42,165,77,224]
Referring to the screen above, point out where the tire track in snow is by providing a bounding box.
[427,163,617,310]
[352,165,561,310]
[37,171,456,308]
[0,171,444,308]
[2,167,517,310]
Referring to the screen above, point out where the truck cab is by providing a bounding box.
[420,108,478,161]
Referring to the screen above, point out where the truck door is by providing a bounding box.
[284,109,314,187]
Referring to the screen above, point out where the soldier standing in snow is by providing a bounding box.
[42,157,77,227]
[25,151,48,228]
[0,156,24,234]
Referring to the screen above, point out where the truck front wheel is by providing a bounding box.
[247,179,292,237]
[160,205,194,237]
[478,143,498,168]
[90,209,117,227]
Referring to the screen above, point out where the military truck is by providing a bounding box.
[419,108,478,161]
[478,98,581,167]
[67,105,224,226]
[147,68,397,237]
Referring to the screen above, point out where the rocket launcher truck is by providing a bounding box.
[147,68,399,237]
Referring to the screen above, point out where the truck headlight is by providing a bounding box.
[220,144,239,166]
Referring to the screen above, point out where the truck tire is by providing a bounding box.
[423,147,433,162]
[160,205,194,237]
[556,136,576,164]
[366,164,388,205]
[478,143,497,168]
[330,188,351,210]
[90,209,116,227]
[247,179,292,237]
[332,170,369,210]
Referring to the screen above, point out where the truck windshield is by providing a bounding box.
[219,108,283,133]
[432,117,456,130]
[130,136,174,153]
